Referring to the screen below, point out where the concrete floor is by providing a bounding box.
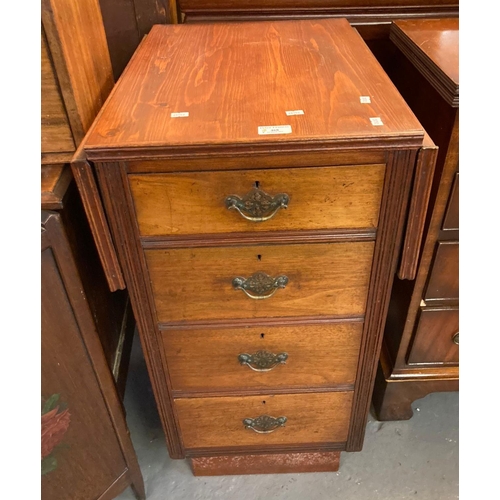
[117,335,459,500]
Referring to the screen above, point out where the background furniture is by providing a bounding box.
[42,0,143,496]
[96,1,459,79]
[372,18,459,420]
[42,205,144,499]
[75,18,436,475]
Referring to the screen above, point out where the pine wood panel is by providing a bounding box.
[175,392,353,449]
[146,241,374,322]
[84,19,423,152]
[41,32,75,154]
[407,307,458,365]
[42,0,114,144]
[129,164,385,236]
[163,322,363,393]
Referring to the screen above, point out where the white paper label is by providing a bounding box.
[171,112,189,118]
[360,96,371,104]
[258,125,292,135]
[370,117,383,126]
[285,110,304,116]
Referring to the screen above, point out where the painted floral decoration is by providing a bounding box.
[41,394,71,476]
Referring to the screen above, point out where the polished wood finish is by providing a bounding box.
[41,31,75,154]
[42,212,144,500]
[424,241,459,301]
[163,322,363,393]
[84,21,422,154]
[130,164,385,236]
[146,242,374,322]
[78,19,431,472]
[190,451,340,475]
[41,164,72,210]
[407,307,458,365]
[372,19,459,420]
[175,392,353,449]
[391,18,458,106]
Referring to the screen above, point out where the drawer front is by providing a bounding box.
[175,392,353,449]
[408,307,459,365]
[146,241,374,323]
[129,164,385,236]
[424,241,459,301]
[442,172,459,230]
[164,322,363,392]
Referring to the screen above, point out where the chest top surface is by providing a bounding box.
[84,18,423,156]
[391,18,458,106]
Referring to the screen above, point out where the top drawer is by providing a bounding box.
[129,164,385,237]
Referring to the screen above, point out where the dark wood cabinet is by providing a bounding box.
[42,207,144,499]
[75,18,437,475]
[372,18,459,421]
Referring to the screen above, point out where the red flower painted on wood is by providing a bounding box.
[41,406,71,459]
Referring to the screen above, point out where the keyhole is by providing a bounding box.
[257,254,262,261]
[260,333,265,339]
[262,400,266,405]
[255,181,260,189]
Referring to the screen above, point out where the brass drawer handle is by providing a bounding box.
[452,332,459,345]
[243,415,287,434]
[225,187,289,222]
[238,351,288,371]
[232,272,288,300]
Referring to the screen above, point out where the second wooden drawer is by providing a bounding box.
[146,241,374,323]
[163,322,363,393]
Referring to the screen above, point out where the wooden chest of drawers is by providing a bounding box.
[372,19,459,420]
[76,18,434,475]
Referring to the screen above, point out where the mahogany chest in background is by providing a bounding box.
[76,18,436,475]
[372,18,459,420]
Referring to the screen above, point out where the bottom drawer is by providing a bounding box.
[408,307,459,365]
[175,392,353,449]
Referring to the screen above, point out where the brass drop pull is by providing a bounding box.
[225,187,289,222]
[243,415,287,434]
[238,351,288,371]
[452,332,459,345]
[232,272,288,300]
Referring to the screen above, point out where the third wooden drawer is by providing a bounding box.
[163,322,363,393]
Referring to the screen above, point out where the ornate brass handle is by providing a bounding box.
[243,415,287,434]
[452,332,459,345]
[238,351,288,371]
[232,272,288,299]
[225,187,289,222]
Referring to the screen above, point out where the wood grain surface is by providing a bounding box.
[145,241,374,322]
[163,322,363,393]
[41,31,75,154]
[42,0,114,144]
[129,164,385,236]
[442,172,458,230]
[175,391,353,449]
[84,19,423,152]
